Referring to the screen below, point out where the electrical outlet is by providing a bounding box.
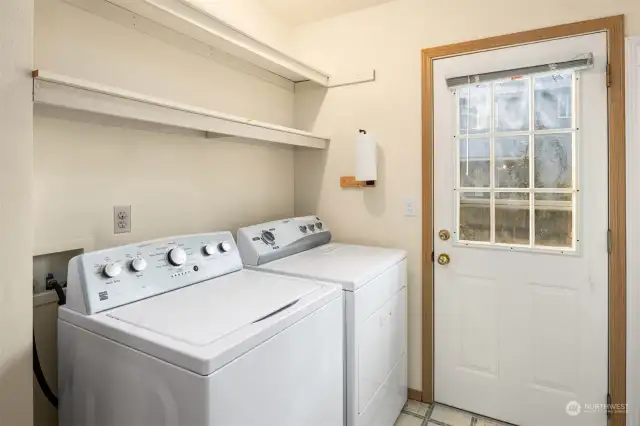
[114,205,131,234]
[404,197,417,217]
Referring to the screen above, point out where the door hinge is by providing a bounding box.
[431,251,434,262]
[607,229,612,254]
[606,64,612,88]
[607,392,612,419]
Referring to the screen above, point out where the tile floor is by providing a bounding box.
[395,400,513,426]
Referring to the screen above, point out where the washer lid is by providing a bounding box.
[255,243,407,291]
[59,269,342,375]
[107,270,318,346]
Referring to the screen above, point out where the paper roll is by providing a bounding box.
[355,132,377,182]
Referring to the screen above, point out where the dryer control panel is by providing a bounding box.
[237,216,331,266]
[66,232,242,315]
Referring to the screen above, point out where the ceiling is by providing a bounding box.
[259,0,397,26]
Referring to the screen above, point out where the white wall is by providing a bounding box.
[32,0,296,422]
[0,1,34,425]
[626,36,640,426]
[292,0,640,392]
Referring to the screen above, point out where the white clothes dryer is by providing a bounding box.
[237,217,408,426]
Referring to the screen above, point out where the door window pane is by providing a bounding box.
[459,138,490,187]
[495,135,530,188]
[459,192,490,242]
[459,84,490,134]
[454,72,577,251]
[534,133,572,188]
[494,79,529,132]
[535,193,573,248]
[534,73,572,130]
[495,193,530,245]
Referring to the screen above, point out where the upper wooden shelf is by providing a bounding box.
[65,0,330,86]
[33,70,329,149]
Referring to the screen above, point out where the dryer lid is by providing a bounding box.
[255,243,407,291]
[107,270,319,346]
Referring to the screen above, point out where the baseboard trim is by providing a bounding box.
[408,388,422,402]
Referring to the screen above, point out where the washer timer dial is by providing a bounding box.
[167,247,187,266]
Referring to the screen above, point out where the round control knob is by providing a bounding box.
[130,257,147,272]
[218,241,232,253]
[261,230,276,245]
[167,247,187,266]
[103,262,122,278]
[316,222,323,230]
[299,225,308,233]
[308,224,316,232]
[203,244,216,256]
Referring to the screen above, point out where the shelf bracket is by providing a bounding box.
[328,70,376,88]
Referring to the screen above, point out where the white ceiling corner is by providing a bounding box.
[258,0,397,26]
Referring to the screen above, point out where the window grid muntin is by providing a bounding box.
[454,71,578,252]
[489,81,496,243]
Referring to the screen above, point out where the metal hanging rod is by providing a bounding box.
[446,53,593,88]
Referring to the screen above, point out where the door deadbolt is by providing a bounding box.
[437,253,451,265]
[438,230,451,241]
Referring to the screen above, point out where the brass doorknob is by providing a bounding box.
[438,229,451,241]
[437,253,451,265]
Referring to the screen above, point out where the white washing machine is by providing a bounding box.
[237,217,408,426]
[58,231,344,426]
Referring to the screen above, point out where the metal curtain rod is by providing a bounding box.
[446,53,593,88]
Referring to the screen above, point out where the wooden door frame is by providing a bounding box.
[421,15,626,425]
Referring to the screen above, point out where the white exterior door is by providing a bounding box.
[433,33,608,426]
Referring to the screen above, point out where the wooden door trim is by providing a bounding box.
[421,15,626,426]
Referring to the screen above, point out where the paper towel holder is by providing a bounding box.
[340,129,377,188]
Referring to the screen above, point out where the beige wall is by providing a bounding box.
[292,0,640,391]
[187,0,294,54]
[32,0,296,422]
[0,1,34,425]
[34,0,296,256]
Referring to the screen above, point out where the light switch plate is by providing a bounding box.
[404,197,417,217]
[114,205,131,234]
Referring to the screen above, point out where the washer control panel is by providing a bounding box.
[66,232,241,315]
[237,216,331,266]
